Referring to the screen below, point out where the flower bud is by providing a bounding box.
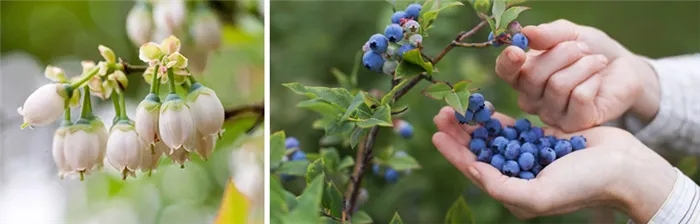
[106,121,144,180]
[193,132,217,161]
[52,123,71,177]
[169,147,190,167]
[160,35,181,55]
[139,42,164,63]
[190,6,221,50]
[135,94,161,147]
[64,121,102,179]
[159,94,195,152]
[98,45,116,63]
[44,65,67,83]
[126,2,153,45]
[108,70,128,90]
[153,0,186,32]
[187,84,224,136]
[140,141,166,175]
[18,83,67,128]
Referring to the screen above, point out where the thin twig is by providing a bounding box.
[432,19,489,65]
[321,210,342,221]
[453,41,493,48]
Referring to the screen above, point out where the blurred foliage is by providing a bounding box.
[271,1,700,223]
[1,0,263,223]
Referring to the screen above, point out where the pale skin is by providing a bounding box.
[433,20,675,222]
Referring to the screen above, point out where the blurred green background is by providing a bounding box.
[1,1,263,223]
[271,1,700,223]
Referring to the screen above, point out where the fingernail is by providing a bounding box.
[597,55,608,64]
[577,42,590,53]
[507,51,519,63]
[468,166,480,179]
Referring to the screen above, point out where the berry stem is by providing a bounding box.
[79,86,93,119]
[111,92,121,119]
[70,66,100,89]
[118,91,128,121]
[167,68,177,94]
[149,64,161,94]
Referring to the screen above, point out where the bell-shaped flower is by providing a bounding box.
[52,123,71,178]
[63,120,102,180]
[92,118,108,169]
[98,45,116,64]
[187,83,224,136]
[140,141,166,175]
[159,94,195,152]
[139,42,165,63]
[190,7,221,50]
[169,147,190,167]
[106,121,144,180]
[152,0,185,32]
[193,132,217,161]
[18,83,69,128]
[126,2,153,45]
[135,93,161,148]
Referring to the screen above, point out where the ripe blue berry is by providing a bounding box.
[490,154,506,172]
[484,118,502,136]
[362,51,385,73]
[454,111,468,124]
[520,142,538,157]
[546,136,558,146]
[503,160,520,177]
[519,129,537,143]
[384,24,404,43]
[291,150,307,161]
[477,149,493,163]
[373,164,381,175]
[405,3,422,20]
[488,32,502,47]
[531,127,544,140]
[532,163,543,176]
[403,20,420,34]
[490,136,509,154]
[536,137,551,149]
[468,93,485,111]
[398,44,416,57]
[570,135,587,150]
[474,107,491,123]
[518,152,535,171]
[385,168,399,183]
[285,137,300,149]
[538,147,556,165]
[505,140,520,160]
[368,34,389,53]
[512,33,529,50]
[464,110,474,122]
[391,11,407,24]
[514,118,531,133]
[472,127,488,140]
[519,171,535,180]
[501,126,518,140]
[395,120,413,139]
[554,140,572,158]
[469,138,487,154]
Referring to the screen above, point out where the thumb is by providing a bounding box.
[522,19,580,51]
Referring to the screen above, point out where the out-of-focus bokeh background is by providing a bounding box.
[271,1,700,223]
[1,0,264,223]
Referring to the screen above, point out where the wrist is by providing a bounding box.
[629,55,660,124]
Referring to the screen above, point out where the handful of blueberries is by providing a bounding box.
[456,93,587,180]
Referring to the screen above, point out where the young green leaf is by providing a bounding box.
[470,0,491,15]
[452,80,471,92]
[322,181,344,217]
[356,105,393,128]
[381,79,409,105]
[270,177,289,224]
[326,120,355,136]
[492,0,506,29]
[422,83,452,100]
[283,83,355,109]
[350,127,365,149]
[276,160,310,176]
[352,211,373,224]
[320,148,341,172]
[286,176,325,224]
[497,6,530,32]
[305,158,324,184]
[507,0,527,7]
[386,154,421,171]
[401,49,434,75]
[445,196,474,224]
[482,13,497,34]
[341,92,365,121]
[396,60,427,78]
[445,92,467,116]
[297,99,343,118]
[338,156,355,170]
[389,212,404,224]
[271,131,287,169]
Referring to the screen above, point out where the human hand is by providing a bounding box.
[494,19,660,132]
[431,107,675,223]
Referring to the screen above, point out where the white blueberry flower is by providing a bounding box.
[106,121,144,180]
[187,83,224,136]
[193,131,217,161]
[63,121,102,180]
[152,0,186,33]
[135,94,161,148]
[92,118,108,169]
[140,141,166,175]
[189,7,221,50]
[159,35,181,56]
[169,147,190,167]
[230,143,263,202]
[18,83,69,128]
[126,1,154,45]
[52,123,71,178]
[159,94,195,152]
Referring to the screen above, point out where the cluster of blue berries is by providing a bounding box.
[281,137,307,181]
[456,94,587,179]
[393,119,414,139]
[372,151,412,183]
[488,21,529,50]
[362,3,424,75]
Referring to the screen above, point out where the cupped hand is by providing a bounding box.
[431,107,675,223]
[495,19,659,132]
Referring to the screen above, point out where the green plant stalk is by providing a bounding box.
[119,91,128,121]
[168,68,176,94]
[70,66,100,89]
[112,92,121,119]
[149,64,161,94]
[79,87,93,119]
[188,75,197,84]
[64,98,71,122]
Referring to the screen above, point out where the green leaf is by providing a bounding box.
[452,80,471,92]
[445,93,467,116]
[389,212,404,224]
[338,156,355,170]
[445,196,474,224]
[469,0,491,15]
[422,83,452,100]
[492,0,506,29]
[270,131,286,169]
[678,157,698,177]
[276,160,310,176]
[356,105,393,128]
[483,14,497,34]
[498,6,530,32]
[320,148,341,172]
[298,99,343,118]
[352,211,373,224]
[507,0,527,7]
[386,154,421,171]
[283,83,355,108]
[381,79,409,105]
[400,49,433,75]
[326,120,355,136]
[350,127,365,149]
[270,177,289,224]
[286,176,325,224]
[350,50,362,88]
[342,92,365,121]
[396,60,426,78]
[420,2,464,32]
[364,94,380,107]
[390,105,410,116]
[305,159,324,184]
[322,181,344,217]
[331,67,350,90]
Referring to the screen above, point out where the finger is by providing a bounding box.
[539,54,608,127]
[434,107,472,146]
[522,19,581,51]
[560,73,603,132]
[518,41,591,101]
[432,132,476,174]
[495,46,527,86]
[468,162,548,208]
[491,112,517,127]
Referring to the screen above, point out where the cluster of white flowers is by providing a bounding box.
[18,36,225,180]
